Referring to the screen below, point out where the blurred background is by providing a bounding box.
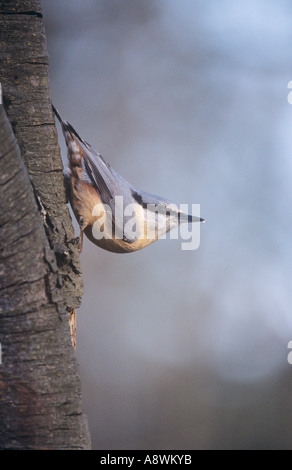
[42,0,292,449]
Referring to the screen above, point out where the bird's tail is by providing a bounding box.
[52,104,84,143]
[52,104,63,126]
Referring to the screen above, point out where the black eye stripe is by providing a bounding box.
[131,191,178,216]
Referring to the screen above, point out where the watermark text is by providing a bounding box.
[91,198,203,251]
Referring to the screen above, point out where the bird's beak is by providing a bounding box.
[178,212,205,223]
[188,215,205,223]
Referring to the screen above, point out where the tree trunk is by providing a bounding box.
[0,0,91,449]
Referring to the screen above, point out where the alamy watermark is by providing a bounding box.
[91,197,202,250]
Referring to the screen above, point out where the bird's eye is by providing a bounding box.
[166,209,175,217]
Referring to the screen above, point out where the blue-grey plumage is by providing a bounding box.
[52,105,204,253]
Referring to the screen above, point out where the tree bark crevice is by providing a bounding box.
[0,0,91,450]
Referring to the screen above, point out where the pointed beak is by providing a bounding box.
[188,215,205,223]
[178,212,205,223]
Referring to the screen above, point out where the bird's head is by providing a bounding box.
[142,198,204,240]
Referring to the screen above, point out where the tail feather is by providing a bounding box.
[52,104,63,125]
[52,104,84,143]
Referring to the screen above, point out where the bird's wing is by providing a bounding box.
[80,141,140,244]
[82,144,116,205]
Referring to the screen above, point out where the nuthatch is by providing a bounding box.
[53,105,204,254]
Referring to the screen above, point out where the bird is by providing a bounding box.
[52,105,205,254]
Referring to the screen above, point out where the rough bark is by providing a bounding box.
[0,0,91,449]
[0,0,83,309]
